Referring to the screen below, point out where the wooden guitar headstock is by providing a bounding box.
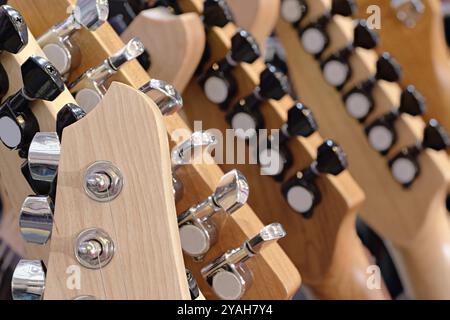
[276,0,450,299]
[177,0,389,300]
[356,0,450,140]
[1,0,300,300]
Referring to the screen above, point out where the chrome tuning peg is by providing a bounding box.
[28,132,60,183]
[171,131,217,202]
[37,0,109,77]
[11,259,46,300]
[186,269,200,300]
[177,169,249,260]
[19,195,54,245]
[69,37,144,112]
[201,223,286,300]
[0,56,64,157]
[139,79,183,115]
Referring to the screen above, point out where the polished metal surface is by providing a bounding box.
[139,79,183,115]
[19,196,54,245]
[28,132,60,182]
[11,260,46,300]
[73,0,109,30]
[108,37,145,70]
[75,228,115,269]
[83,161,123,202]
[171,131,217,170]
[213,169,249,213]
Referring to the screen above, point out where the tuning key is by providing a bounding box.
[343,52,402,122]
[389,119,449,188]
[299,0,356,58]
[226,64,289,140]
[56,103,87,138]
[258,103,317,181]
[177,169,249,260]
[11,259,46,300]
[201,223,286,300]
[201,29,260,110]
[28,132,60,183]
[365,85,426,155]
[320,20,379,90]
[0,56,64,157]
[280,0,308,26]
[69,37,144,112]
[171,131,217,202]
[202,0,234,29]
[282,140,348,217]
[37,0,109,78]
[139,79,183,115]
[19,195,54,245]
[186,269,200,300]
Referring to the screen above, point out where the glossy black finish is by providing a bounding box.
[56,103,86,139]
[365,85,426,155]
[0,63,8,99]
[0,5,28,54]
[281,173,320,218]
[203,0,234,28]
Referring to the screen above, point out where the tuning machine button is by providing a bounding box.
[258,103,317,181]
[389,119,449,188]
[343,52,402,122]
[226,64,289,140]
[177,169,249,260]
[0,56,64,157]
[299,0,355,58]
[27,132,60,184]
[365,85,426,155]
[69,37,144,112]
[19,195,54,245]
[56,103,87,138]
[280,0,308,26]
[391,0,424,28]
[201,223,286,300]
[201,29,260,110]
[11,259,46,300]
[202,0,234,29]
[282,140,347,217]
[186,269,200,300]
[320,20,379,90]
[171,131,217,202]
[139,79,183,115]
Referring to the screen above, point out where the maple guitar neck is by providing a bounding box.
[177,0,389,300]
[276,0,450,299]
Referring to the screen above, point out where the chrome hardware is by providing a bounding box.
[139,79,183,115]
[11,259,46,300]
[83,161,123,202]
[75,228,115,269]
[201,223,286,300]
[73,295,97,300]
[19,196,54,245]
[391,0,424,28]
[177,170,249,259]
[28,132,60,182]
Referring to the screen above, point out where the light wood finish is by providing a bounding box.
[0,31,77,261]
[227,0,280,53]
[356,0,450,136]
[45,82,190,300]
[4,0,300,300]
[121,7,205,92]
[276,0,450,299]
[178,0,389,300]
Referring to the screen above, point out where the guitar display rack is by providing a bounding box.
[0,0,300,300]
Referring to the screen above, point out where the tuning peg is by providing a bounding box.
[11,259,46,300]
[226,64,289,140]
[299,0,355,58]
[37,0,109,78]
[0,56,64,156]
[177,169,249,260]
[320,20,379,90]
[389,119,449,188]
[280,0,308,26]
[365,85,426,154]
[139,79,183,115]
[203,0,234,29]
[343,52,402,121]
[201,29,260,109]
[201,223,286,300]
[28,132,60,183]
[186,269,200,300]
[0,5,28,54]
[56,103,86,139]
[282,140,347,217]
[258,103,317,180]
[391,0,424,28]
[171,131,217,202]
[19,195,54,245]
[69,37,144,112]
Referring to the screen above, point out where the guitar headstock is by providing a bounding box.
[177,0,390,300]
[275,0,450,299]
